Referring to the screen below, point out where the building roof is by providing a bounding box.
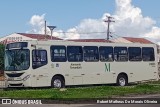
[18,33,62,40]
[0,33,63,44]
[122,37,153,44]
[68,39,112,43]
[0,33,153,45]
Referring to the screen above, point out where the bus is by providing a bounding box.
[4,40,159,88]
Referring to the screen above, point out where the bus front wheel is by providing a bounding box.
[116,74,128,86]
[51,76,65,88]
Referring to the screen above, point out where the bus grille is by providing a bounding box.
[6,73,24,77]
[9,83,23,87]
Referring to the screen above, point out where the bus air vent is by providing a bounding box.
[6,73,24,77]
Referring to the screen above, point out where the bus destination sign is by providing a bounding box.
[6,42,28,49]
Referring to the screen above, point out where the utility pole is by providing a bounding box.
[104,16,115,40]
[44,20,47,35]
[44,20,47,40]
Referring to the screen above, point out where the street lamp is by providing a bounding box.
[47,26,56,40]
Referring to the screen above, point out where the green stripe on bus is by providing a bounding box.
[105,63,110,72]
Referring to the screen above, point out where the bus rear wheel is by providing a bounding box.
[117,74,128,86]
[51,76,65,88]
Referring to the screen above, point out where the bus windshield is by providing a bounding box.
[5,49,30,71]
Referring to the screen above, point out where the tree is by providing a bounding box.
[0,44,5,71]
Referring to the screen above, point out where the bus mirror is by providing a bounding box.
[31,45,36,48]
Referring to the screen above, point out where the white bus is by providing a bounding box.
[4,40,159,88]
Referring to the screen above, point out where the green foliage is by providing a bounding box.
[0,44,5,70]
[1,83,160,98]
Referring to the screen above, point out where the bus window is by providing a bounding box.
[99,46,113,62]
[114,47,128,61]
[128,47,142,61]
[142,47,155,61]
[83,46,99,62]
[5,49,30,71]
[32,50,47,69]
[50,46,67,62]
[67,46,83,62]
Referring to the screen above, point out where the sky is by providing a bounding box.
[1,0,160,44]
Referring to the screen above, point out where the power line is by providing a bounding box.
[110,32,123,43]
[55,31,107,34]
[112,33,122,38]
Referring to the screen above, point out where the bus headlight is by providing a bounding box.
[23,75,30,81]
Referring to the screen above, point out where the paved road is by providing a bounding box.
[0,104,85,107]
[0,90,160,107]
[83,104,160,107]
[0,104,160,107]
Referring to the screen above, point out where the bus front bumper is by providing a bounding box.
[6,80,30,87]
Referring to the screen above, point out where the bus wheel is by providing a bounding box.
[117,74,128,86]
[51,76,65,88]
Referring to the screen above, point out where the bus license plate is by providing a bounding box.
[8,78,14,81]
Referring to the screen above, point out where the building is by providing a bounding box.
[111,37,153,44]
[1,33,154,44]
[0,33,62,44]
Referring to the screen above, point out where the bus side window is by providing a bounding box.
[83,46,99,62]
[67,46,83,62]
[128,47,142,61]
[99,46,113,62]
[114,47,128,61]
[32,50,47,69]
[50,46,67,62]
[142,47,155,61]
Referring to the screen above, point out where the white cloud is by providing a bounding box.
[66,0,158,41]
[113,0,156,37]
[75,18,107,39]
[27,0,160,44]
[27,14,46,34]
[27,14,80,39]
[65,28,80,39]
[29,14,45,26]
[144,27,160,43]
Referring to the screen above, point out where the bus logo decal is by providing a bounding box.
[70,63,82,69]
[56,63,59,67]
[105,63,110,72]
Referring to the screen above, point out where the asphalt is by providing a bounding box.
[0,104,160,107]
[0,94,160,107]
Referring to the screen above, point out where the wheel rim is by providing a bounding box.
[119,77,126,86]
[53,79,62,88]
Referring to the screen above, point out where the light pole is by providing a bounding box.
[47,26,56,40]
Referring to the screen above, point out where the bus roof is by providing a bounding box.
[27,40,156,48]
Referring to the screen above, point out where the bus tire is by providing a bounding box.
[116,74,128,86]
[51,76,65,88]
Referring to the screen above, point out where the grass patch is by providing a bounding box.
[1,83,160,98]
[145,80,160,84]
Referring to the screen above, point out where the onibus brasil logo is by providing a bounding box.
[1,99,42,104]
